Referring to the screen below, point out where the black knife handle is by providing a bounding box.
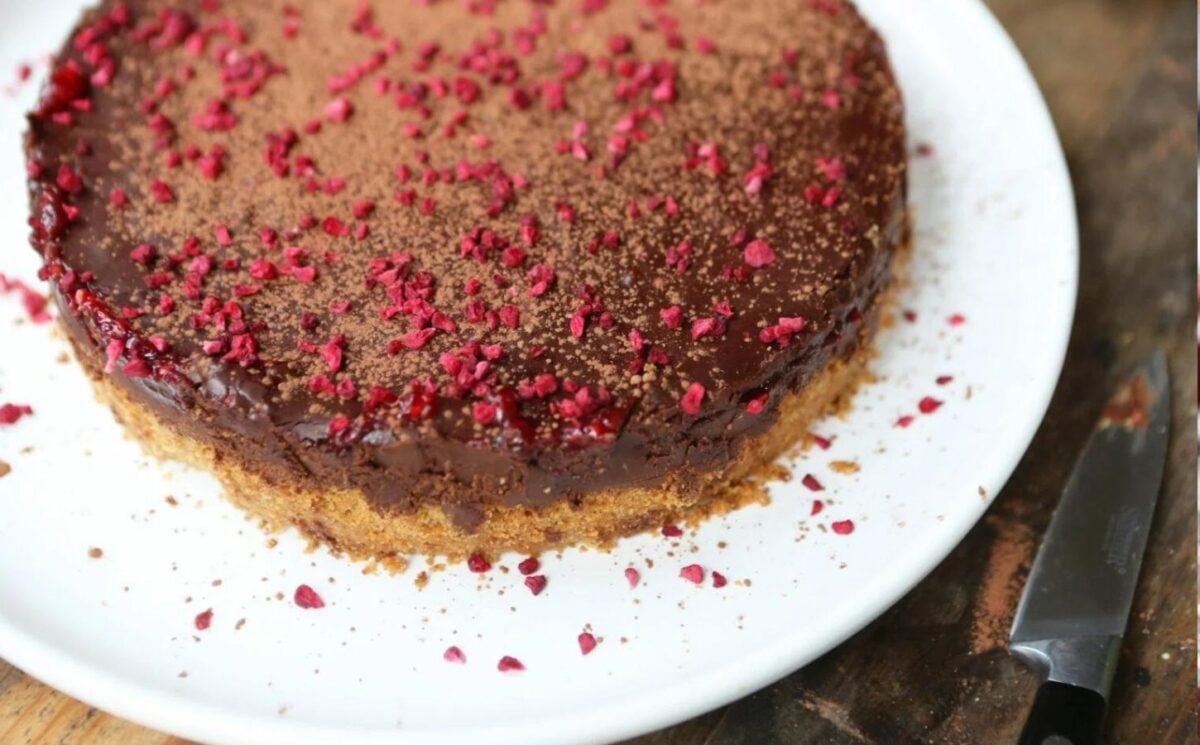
[1017,681,1106,745]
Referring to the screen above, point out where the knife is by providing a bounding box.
[1010,351,1170,745]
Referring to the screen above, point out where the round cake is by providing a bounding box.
[25,0,907,561]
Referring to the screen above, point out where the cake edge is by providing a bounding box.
[69,248,905,564]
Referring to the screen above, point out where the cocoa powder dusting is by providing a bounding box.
[969,515,1035,655]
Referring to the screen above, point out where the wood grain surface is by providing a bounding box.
[2,1,1196,743]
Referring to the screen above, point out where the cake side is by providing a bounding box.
[77,287,889,561]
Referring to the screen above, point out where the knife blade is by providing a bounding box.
[1010,351,1170,745]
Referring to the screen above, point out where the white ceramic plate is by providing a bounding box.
[0,2,1076,744]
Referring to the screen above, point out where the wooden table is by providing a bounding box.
[3,1,1196,743]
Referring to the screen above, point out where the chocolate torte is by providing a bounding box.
[25,0,907,561]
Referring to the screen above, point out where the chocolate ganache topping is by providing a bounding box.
[26,0,906,524]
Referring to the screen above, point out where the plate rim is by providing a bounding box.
[0,0,1079,742]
